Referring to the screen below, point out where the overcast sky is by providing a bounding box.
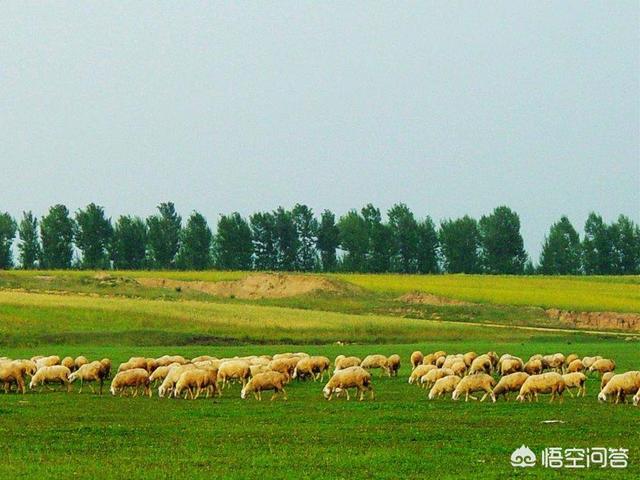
[1,2,638,260]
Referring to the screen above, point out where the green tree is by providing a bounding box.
[361,204,392,273]
[146,202,182,269]
[273,207,299,271]
[0,212,17,269]
[250,212,277,270]
[316,210,339,272]
[388,203,419,273]
[478,206,527,274]
[292,204,318,271]
[582,213,614,275]
[74,203,113,269]
[439,216,481,273]
[538,216,581,275]
[214,213,253,270]
[611,215,640,274]
[17,211,40,269]
[111,216,147,270]
[337,210,368,272]
[177,212,213,270]
[40,204,75,269]
[417,216,439,273]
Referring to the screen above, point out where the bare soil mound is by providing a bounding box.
[399,292,475,307]
[546,308,640,332]
[137,273,350,299]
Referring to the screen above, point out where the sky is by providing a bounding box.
[1,2,638,261]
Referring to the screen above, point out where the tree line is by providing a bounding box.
[0,203,637,275]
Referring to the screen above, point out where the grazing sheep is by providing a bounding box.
[442,355,464,369]
[542,354,564,372]
[493,372,529,401]
[597,371,640,404]
[562,372,587,397]
[565,359,585,373]
[69,361,108,394]
[118,357,147,373]
[428,375,461,400]
[524,358,543,376]
[435,356,446,368]
[601,372,615,390]
[410,351,424,368]
[420,368,454,390]
[468,355,492,375]
[581,356,602,369]
[462,352,477,367]
[323,366,373,401]
[35,355,61,370]
[61,356,75,371]
[450,361,467,378]
[74,356,89,371]
[110,368,151,397]
[452,373,496,402]
[528,354,543,362]
[241,371,288,401]
[361,355,390,377]
[149,365,174,385]
[99,358,112,379]
[0,362,28,394]
[145,358,159,373]
[408,364,437,385]
[269,357,299,380]
[293,356,331,382]
[387,354,401,377]
[516,372,565,403]
[422,353,436,366]
[218,360,251,389]
[589,359,616,376]
[564,353,579,367]
[249,365,271,377]
[30,365,71,392]
[155,355,189,367]
[500,357,523,376]
[335,356,361,372]
[634,388,640,407]
[174,367,219,399]
[158,364,197,398]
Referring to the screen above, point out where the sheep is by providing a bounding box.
[99,358,112,379]
[30,365,71,392]
[0,362,28,394]
[450,361,467,378]
[452,373,496,402]
[420,368,454,390]
[422,353,436,365]
[110,368,151,397]
[149,365,177,385]
[562,372,587,397]
[191,355,218,363]
[158,364,196,398]
[442,354,464,369]
[582,356,602,369]
[410,351,424,368]
[323,366,374,401]
[564,353,579,366]
[35,355,60,370]
[145,358,159,373]
[61,356,75,371]
[500,357,523,376]
[516,372,565,403]
[428,375,461,400]
[524,358,543,376]
[528,354,543,362]
[589,359,616,376]
[408,364,437,385]
[435,356,446,368]
[241,371,288,401]
[634,388,640,407]
[493,372,529,401]
[155,355,189,367]
[387,354,401,377]
[597,371,640,404]
[69,361,108,394]
[335,356,361,372]
[118,357,147,373]
[541,354,564,372]
[463,352,478,367]
[250,364,272,377]
[361,355,390,377]
[269,357,299,380]
[468,355,492,375]
[174,367,219,399]
[74,356,89,371]
[292,356,331,382]
[218,360,251,389]
[601,371,615,390]
[565,359,585,373]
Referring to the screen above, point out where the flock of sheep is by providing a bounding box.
[1,350,638,405]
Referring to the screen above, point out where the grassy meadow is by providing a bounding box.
[0,271,639,478]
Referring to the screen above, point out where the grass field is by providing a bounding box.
[0,271,639,478]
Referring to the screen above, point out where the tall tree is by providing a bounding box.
[439,216,481,273]
[292,204,318,271]
[0,212,17,269]
[582,212,614,275]
[538,216,581,275]
[388,203,419,273]
[40,204,75,269]
[214,213,253,270]
[111,216,147,270]
[146,202,182,269]
[478,206,527,274]
[316,210,339,272]
[177,212,213,270]
[250,212,277,270]
[361,204,392,273]
[611,215,640,275]
[337,210,368,272]
[74,203,113,269]
[273,207,299,271]
[17,211,40,269]
[416,216,439,274]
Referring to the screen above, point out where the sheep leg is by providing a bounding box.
[270,392,277,401]
[258,391,262,401]
[345,389,350,401]
[89,383,96,394]
[79,379,84,394]
[282,388,288,401]
[65,381,71,393]
[480,392,488,402]
[566,388,574,398]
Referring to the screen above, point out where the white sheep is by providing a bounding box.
[292,356,331,382]
[174,367,218,399]
[410,351,424,368]
[361,355,390,377]
[69,361,108,394]
[516,372,565,403]
[452,373,496,402]
[218,360,251,389]
[562,372,587,397]
[110,368,151,397]
[420,368,454,390]
[241,371,288,401]
[597,371,640,404]
[428,375,461,400]
[493,372,529,401]
[323,366,373,401]
[335,356,362,372]
[589,359,616,376]
[158,364,196,398]
[35,355,61,370]
[408,364,437,385]
[30,365,71,392]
